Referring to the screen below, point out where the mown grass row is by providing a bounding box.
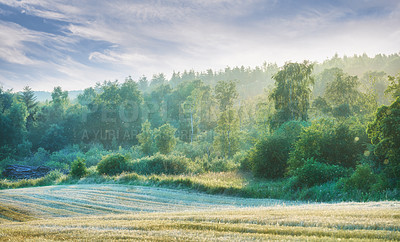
[1,204,399,241]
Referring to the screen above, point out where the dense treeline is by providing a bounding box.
[1,53,400,198]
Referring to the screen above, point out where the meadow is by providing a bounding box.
[0,184,399,241]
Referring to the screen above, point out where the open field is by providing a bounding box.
[0,184,399,241]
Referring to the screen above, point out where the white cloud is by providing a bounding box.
[0,0,399,91]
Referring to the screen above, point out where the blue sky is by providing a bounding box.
[0,0,399,91]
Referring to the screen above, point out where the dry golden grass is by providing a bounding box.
[0,184,399,241]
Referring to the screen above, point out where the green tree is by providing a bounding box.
[215,109,239,158]
[154,123,177,154]
[137,76,149,93]
[70,158,88,178]
[214,80,239,158]
[40,124,67,152]
[137,120,154,156]
[215,80,238,112]
[8,98,28,146]
[77,87,96,106]
[367,97,400,188]
[0,87,13,113]
[313,67,343,97]
[312,96,332,115]
[360,71,390,105]
[288,120,364,172]
[50,86,69,121]
[269,61,314,127]
[324,72,360,107]
[385,73,400,99]
[19,86,38,129]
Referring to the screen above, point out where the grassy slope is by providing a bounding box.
[0,184,399,241]
[2,171,399,202]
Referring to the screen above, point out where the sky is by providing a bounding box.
[0,0,399,91]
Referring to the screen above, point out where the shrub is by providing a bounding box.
[83,143,108,167]
[247,134,290,179]
[288,119,364,173]
[154,123,177,154]
[47,145,84,169]
[203,157,239,172]
[291,158,350,188]
[341,164,379,193]
[85,166,98,177]
[29,147,50,166]
[173,140,211,161]
[246,121,308,178]
[37,170,64,186]
[97,153,129,176]
[130,153,200,175]
[70,158,87,178]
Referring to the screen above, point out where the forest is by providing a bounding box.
[1,53,400,201]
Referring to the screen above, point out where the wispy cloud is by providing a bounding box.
[0,0,399,91]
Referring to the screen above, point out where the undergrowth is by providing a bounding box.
[1,170,398,202]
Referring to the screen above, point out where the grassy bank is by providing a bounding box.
[1,170,398,202]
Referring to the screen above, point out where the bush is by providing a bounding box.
[29,147,50,166]
[47,145,84,169]
[247,134,290,179]
[97,153,129,176]
[173,141,211,161]
[83,143,108,167]
[288,119,364,172]
[291,158,350,188]
[130,153,200,175]
[341,164,380,193]
[37,170,64,186]
[70,158,87,178]
[246,121,308,179]
[202,157,239,172]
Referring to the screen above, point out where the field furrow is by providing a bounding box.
[0,184,399,241]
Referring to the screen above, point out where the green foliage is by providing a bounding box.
[385,73,400,99]
[214,80,240,158]
[247,121,308,179]
[70,158,88,179]
[82,143,108,167]
[214,109,239,158]
[97,153,129,176]
[367,97,400,188]
[215,80,238,112]
[154,123,177,154]
[173,140,211,161]
[269,61,314,127]
[130,153,201,175]
[288,119,364,172]
[290,158,350,188]
[24,147,50,167]
[0,170,64,189]
[312,96,332,114]
[340,164,380,193]
[46,145,84,169]
[324,72,360,107]
[137,120,154,156]
[201,157,239,172]
[248,134,290,179]
[332,103,352,119]
[40,124,67,152]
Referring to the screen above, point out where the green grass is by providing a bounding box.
[1,170,399,202]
